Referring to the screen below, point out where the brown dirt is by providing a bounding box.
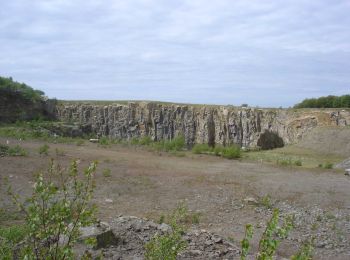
[1,137,350,259]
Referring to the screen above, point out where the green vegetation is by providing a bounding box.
[0,225,28,259]
[0,121,87,144]
[244,145,342,169]
[294,94,350,108]
[240,208,296,260]
[145,203,188,260]
[103,168,112,177]
[276,157,303,167]
[0,144,27,156]
[4,159,98,259]
[38,144,50,155]
[192,143,241,159]
[0,76,45,102]
[55,147,66,156]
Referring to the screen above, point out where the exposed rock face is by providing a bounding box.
[56,102,350,148]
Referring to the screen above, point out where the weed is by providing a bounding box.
[241,224,253,260]
[294,159,302,166]
[103,168,112,177]
[222,145,241,159]
[38,144,49,155]
[99,136,110,146]
[259,195,273,209]
[140,136,153,146]
[192,144,211,154]
[6,159,98,259]
[0,225,28,259]
[55,148,65,156]
[76,139,85,146]
[145,203,188,260]
[291,239,314,260]
[1,144,28,156]
[324,163,333,169]
[158,215,165,224]
[240,208,294,260]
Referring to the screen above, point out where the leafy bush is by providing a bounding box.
[140,136,153,146]
[0,225,28,259]
[240,208,294,260]
[145,204,188,260]
[192,144,212,154]
[0,76,45,102]
[0,144,27,156]
[222,145,241,159]
[38,144,50,155]
[324,162,333,169]
[294,160,302,166]
[99,136,110,146]
[6,159,98,259]
[103,168,111,177]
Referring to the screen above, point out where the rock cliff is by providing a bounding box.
[56,102,350,148]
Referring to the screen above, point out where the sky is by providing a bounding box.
[0,0,349,107]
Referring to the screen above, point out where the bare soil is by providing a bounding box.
[1,137,350,259]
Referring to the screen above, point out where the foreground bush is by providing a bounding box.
[145,204,188,260]
[241,208,313,260]
[5,159,98,259]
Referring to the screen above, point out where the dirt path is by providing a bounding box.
[1,138,350,259]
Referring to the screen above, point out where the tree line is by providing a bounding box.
[294,94,350,108]
[0,76,45,102]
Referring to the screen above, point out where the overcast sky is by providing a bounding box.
[0,0,349,107]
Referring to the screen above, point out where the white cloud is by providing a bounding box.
[0,0,349,107]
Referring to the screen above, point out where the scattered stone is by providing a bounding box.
[244,197,258,205]
[105,199,113,203]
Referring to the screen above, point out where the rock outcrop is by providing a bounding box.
[56,102,350,148]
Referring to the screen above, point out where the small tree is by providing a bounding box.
[7,159,98,259]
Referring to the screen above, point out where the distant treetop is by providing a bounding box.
[294,94,350,108]
[0,76,45,102]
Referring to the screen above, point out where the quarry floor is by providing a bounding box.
[1,138,350,259]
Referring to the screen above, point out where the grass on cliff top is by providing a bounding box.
[243,145,345,169]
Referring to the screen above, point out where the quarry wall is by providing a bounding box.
[55,102,350,148]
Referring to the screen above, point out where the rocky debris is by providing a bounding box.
[56,103,350,148]
[75,216,241,259]
[335,158,350,170]
[253,201,350,259]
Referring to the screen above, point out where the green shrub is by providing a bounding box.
[0,225,28,259]
[9,145,27,156]
[99,136,110,145]
[294,160,302,166]
[140,136,153,145]
[55,148,65,156]
[214,145,224,156]
[222,145,241,159]
[145,203,188,260]
[103,168,111,177]
[240,208,294,260]
[164,135,185,152]
[324,163,333,169]
[6,159,98,259]
[38,144,49,155]
[192,144,211,154]
[76,139,85,146]
[130,137,140,145]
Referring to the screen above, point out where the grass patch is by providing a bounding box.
[192,144,241,159]
[102,168,112,177]
[38,144,50,155]
[0,144,27,157]
[244,145,343,169]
